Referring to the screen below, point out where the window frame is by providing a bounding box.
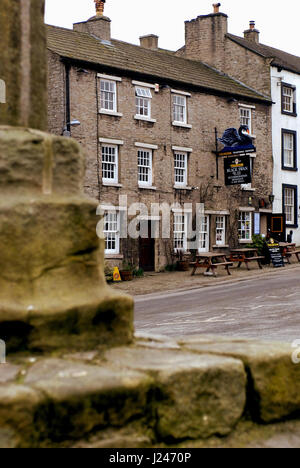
[135,86,152,118]
[103,211,120,255]
[172,94,187,125]
[238,211,252,242]
[281,129,297,171]
[101,144,119,184]
[239,106,252,134]
[215,216,226,246]
[173,213,188,253]
[281,83,297,116]
[138,148,153,187]
[174,151,188,187]
[198,215,210,253]
[100,79,117,113]
[282,184,298,228]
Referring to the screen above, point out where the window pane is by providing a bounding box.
[102,145,117,181]
[173,95,186,123]
[284,188,295,224]
[283,133,294,167]
[103,212,119,253]
[283,86,294,113]
[174,214,186,251]
[174,152,187,185]
[138,150,152,185]
[240,107,251,132]
[136,97,151,117]
[100,80,116,111]
[238,212,252,241]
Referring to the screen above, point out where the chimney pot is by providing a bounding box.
[244,20,260,43]
[213,3,221,14]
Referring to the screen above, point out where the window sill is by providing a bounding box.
[282,166,298,172]
[286,224,298,229]
[172,122,192,129]
[213,245,229,248]
[281,111,297,117]
[105,254,123,260]
[174,185,192,191]
[102,182,123,188]
[134,115,156,123]
[99,110,123,117]
[239,239,252,244]
[138,185,157,191]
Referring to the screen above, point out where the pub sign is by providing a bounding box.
[224,155,252,186]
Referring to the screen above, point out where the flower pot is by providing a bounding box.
[120,270,133,281]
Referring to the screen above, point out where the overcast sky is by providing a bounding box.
[45,0,299,56]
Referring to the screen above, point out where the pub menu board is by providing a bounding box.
[267,240,285,268]
[224,155,251,186]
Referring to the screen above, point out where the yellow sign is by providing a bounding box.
[113,267,122,282]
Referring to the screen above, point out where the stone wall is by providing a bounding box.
[47,52,273,270]
[0,333,299,448]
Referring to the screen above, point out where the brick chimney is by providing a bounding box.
[244,21,260,43]
[73,0,111,42]
[183,3,228,69]
[139,35,159,50]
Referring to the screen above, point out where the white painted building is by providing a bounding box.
[272,68,300,243]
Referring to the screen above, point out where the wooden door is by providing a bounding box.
[139,221,155,271]
[267,214,286,242]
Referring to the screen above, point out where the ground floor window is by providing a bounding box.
[199,216,209,252]
[103,211,120,254]
[216,216,226,245]
[283,185,298,226]
[174,214,187,252]
[239,212,252,241]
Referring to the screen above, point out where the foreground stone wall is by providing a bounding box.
[0,333,299,448]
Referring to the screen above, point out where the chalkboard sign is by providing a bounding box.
[267,240,285,268]
[224,155,252,186]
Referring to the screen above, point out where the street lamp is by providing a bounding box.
[269,194,275,205]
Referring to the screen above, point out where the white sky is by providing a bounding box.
[45,0,300,57]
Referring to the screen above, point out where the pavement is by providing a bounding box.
[131,264,300,342]
[110,261,300,297]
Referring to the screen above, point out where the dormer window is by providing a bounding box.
[281,84,297,116]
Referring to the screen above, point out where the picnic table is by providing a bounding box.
[190,252,233,277]
[229,248,264,270]
[279,243,300,263]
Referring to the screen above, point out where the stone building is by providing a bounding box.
[46,5,273,271]
[179,4,300,244]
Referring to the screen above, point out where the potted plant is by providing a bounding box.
[119,262,134,281]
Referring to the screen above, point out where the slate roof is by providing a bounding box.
[46,25,271,104]
[227,34,300,75]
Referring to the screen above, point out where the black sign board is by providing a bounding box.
[224,155,252,186]
[267,240,285,268]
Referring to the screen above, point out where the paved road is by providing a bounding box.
[134,267,300,342]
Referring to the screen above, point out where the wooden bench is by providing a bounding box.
[190,260,233,277]
[229,249,265,271]
[285,250,300,264]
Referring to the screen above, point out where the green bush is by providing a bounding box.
[246,234,266,256]
[133,268,144,278]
